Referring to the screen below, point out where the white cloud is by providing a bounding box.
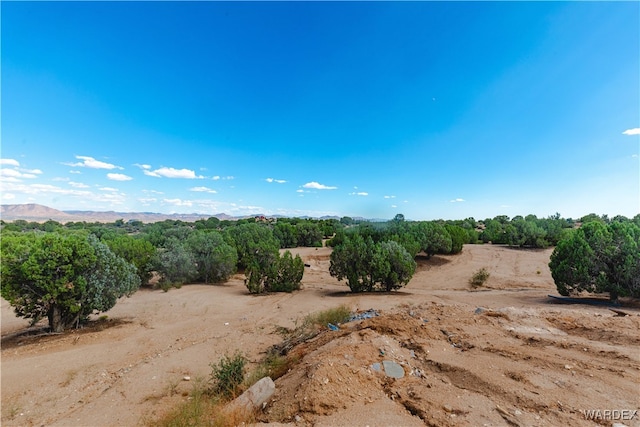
[0,159,20,167]
[622,128,640,136]
[69,181,90,188]
[144,167,202,179]
[100,187,118,192]
[134,163,152,170]
[16,168,43,175]
[391,205,397,208]
[190,186,217,194]
[384,195,396,199]
[450,198,465,203]
[107,173,133,181]
[138,197,157,205]
[349,192,369,196]
[70,170,82,174]
[163,198,193,207]
[303,181,337,190]
[66,155,123,170]
[2,192,15,200]
[266,178,287,184]
[0,168,38,179]
[296,189,305,193]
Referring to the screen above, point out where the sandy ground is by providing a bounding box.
[1,244,639,426]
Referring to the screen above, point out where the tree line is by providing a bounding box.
[1,212,638,332]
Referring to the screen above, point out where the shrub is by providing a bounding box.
[470,268,490,288]
[209,352,246,399]
[549,221,640,300]
[245,250,304,294]
[329,235,416,292]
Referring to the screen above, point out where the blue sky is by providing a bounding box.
[2,2,638,220]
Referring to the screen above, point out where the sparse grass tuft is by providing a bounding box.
[470,268,490,288]
[307,304,351,327]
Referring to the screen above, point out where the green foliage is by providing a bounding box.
[269,250,304,292]
[549,221,640,299]
[245,250,304,294]
[224,223,279,270]
[295,221,323,247]
[273,221,298,248]
[445,224,467,254]
[329,234,416,292]
[186,231,237,283]
[155,238,198,288]
[376,240,417,291]
[0,231,139,332]
[103,234,156,285]
[469,268,490,288]
[209,352,246,398]
[413,222,452,257]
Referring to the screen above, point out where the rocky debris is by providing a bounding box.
[382,360,405,379]
[348,309,380,322]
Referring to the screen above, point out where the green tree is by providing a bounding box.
[549,221,640,300]
[329,234,415,292]
[445,224,467,254]
[224,223,279,270]
[375,241,416,291]
[103,234,156,285]
[269,250,305,293]
[1,232,139,332]
[273,221,298,248]
[186,231,237,283]
[244,249,303,294]
[296,221,323,247]
[413,222,452,257]
[155,238,197,287]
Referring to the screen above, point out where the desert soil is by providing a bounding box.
[2,244,639,427]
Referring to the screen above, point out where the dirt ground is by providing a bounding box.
[2,244,639,426]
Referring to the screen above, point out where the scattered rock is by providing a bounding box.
[182,376,190,381]
[225,377,275,417]
[382,360,405,379]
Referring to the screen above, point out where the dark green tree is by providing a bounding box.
[155,238,197,287]
[224,223,279,270]
[549,221,640,300]
[329,234,416,292]
[186,231,237,283]
[375,241,416,291]
[1,232,139,332]
[103,234,156,285]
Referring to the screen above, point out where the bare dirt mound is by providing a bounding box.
[2,244,639,426]
[261,303,640,426]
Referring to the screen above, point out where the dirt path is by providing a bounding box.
[2,245,639,426]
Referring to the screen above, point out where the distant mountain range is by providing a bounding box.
[0,203,346,223]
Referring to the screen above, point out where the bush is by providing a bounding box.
[470,268,490,288]
[209,352,246,399]
[329,234,416,292]
[549,221,640,300]
[245,250,304,294]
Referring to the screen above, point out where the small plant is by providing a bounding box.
[209,352,246,399]
[307,304,351,327]
[470,268,490,288]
